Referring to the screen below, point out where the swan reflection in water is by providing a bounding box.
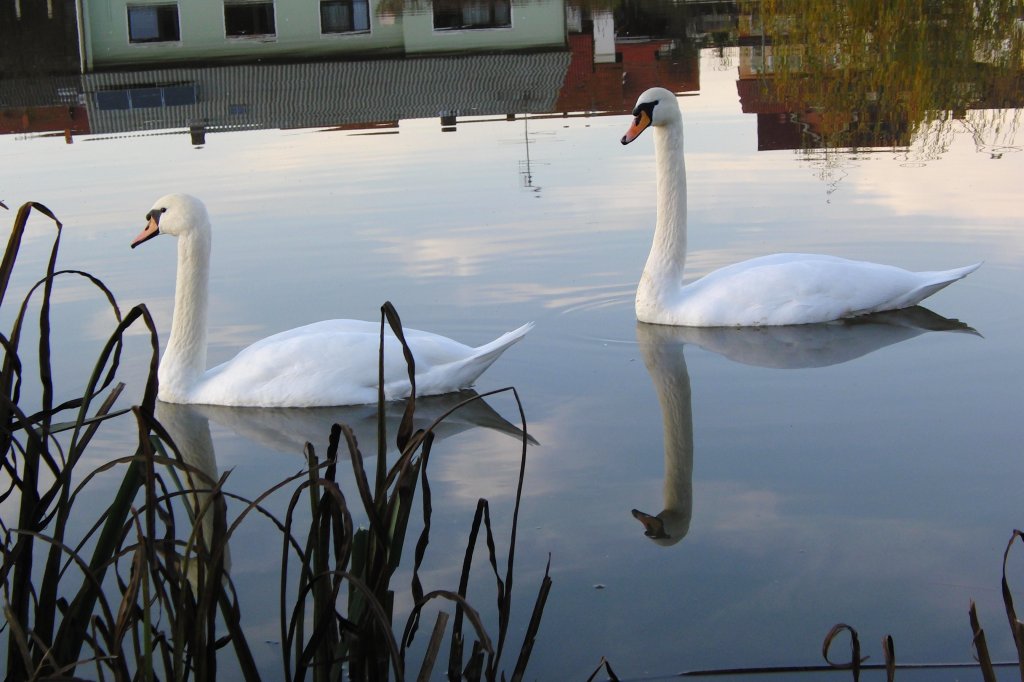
[631,307,977,547]
[156,401,230,586]
[187,389,535,459]
[156,391,533,580]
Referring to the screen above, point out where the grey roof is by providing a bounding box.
[81,52,571,135]
[0,76,85,108]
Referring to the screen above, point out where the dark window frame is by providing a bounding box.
[127,3,181,44]
[432,0,511,31]
[224,1,276,38]
[94,83,197,111]
[320,0,370,35]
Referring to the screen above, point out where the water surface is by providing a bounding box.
[2,28,1024,682]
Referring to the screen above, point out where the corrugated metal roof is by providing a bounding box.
[0,76,84,108]
[82,52,571,135]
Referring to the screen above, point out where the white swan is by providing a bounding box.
[620,86,981,327]
[131,194,532,407]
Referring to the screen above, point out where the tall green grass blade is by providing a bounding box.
[0,333,25,435]
[510,557,552,682]
[0,201,61,307]
[2,268,130,437]
[332,571,405,681]
[3,601,35,680]
[383,441,423,576]
[1001,529,1024,680]
[33,202,64,447]
[882,634,895,682]
[416,610,450,682]
[822,623,867,681]
[464,639,485,681]
[376,306,390,485]
[12,526,124,673]
[344,527,369,657]
[447,498,485,676]
[492,386,530,675]
[217,583,261,682]
[447,496,504,676]
[285,476,316,678]
[36,382,124,665]
[585,657,621,682]
[381,301,416,455]
[51,458,144,668]
[402,590,492,658]
[303,445,333,682]
[409,431,438,616]
[115,517,151,682]
[342,424,389,557]
[970,600,998,682]
[6,432,43,679]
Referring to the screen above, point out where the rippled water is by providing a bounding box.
[3,36,1024,681]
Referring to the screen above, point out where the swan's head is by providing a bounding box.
[620,87,681,145]
[131,194,209,248]
[631,508,689,547]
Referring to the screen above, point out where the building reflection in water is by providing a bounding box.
[1,0,699,143]
[1,0,1020,157]
[735,0,1024,157]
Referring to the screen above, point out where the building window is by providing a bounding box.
[224,1,276,37]
[320,0,370,34]
[433,0,511,30]
[94,84,197,111]
[127,4,180,43]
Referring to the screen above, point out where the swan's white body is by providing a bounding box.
[133,194,532,408]
[621,87,980,327]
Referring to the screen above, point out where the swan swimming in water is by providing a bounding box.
[131,193,532,407]
[620,86,981,327]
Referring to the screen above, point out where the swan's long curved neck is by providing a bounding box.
[637,326,695,545]
[638,122,688,311]
[652,347,693,518]
[159,227,210,400]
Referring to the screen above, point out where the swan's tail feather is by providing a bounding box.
[424,322,533,393]
[930,262,983,282]
[448,323,532,387]
[895,262,982,309]
[471,322,535,359]
[462,322,534,379]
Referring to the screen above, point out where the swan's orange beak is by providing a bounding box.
[631,508,670,539]
[621,110,652,145]
[131,213,160,249]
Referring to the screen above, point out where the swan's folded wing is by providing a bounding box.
[191,320,499,407]
[677,254,970,326]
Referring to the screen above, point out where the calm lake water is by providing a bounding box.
[3,7,1024,680]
